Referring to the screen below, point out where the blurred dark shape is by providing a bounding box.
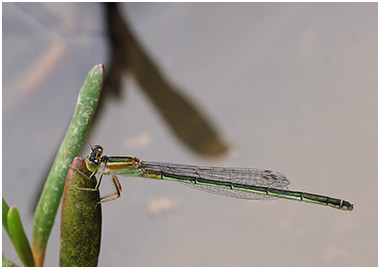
[103,3,228,156]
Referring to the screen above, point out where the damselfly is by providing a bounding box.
[74,145,354,211]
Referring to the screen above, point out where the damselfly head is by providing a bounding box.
[86,145,103,172]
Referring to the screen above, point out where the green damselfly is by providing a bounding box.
[75,145,354,211]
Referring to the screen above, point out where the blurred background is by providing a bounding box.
[2,3,377,266]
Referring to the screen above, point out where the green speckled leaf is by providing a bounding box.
[60,157,102,267]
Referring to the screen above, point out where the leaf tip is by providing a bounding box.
[93,64,104,75]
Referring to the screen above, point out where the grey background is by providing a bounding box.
[3,3,377,266]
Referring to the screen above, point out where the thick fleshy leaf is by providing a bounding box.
[2,198,10,236]
[60,157,101,266]
[8,207,35,267]
[32,64,104,266]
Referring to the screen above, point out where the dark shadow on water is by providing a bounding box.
[101,3,228,157]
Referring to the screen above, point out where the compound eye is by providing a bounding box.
[93,145,103,156]
[86,160,99,172]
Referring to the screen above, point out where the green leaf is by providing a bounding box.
[2,256,18,267]
[59,157,102,266]
[32,64,104,266]
[3,198,10,236]
[8,207,35,267]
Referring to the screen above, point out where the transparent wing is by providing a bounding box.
[140,161,290,200]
